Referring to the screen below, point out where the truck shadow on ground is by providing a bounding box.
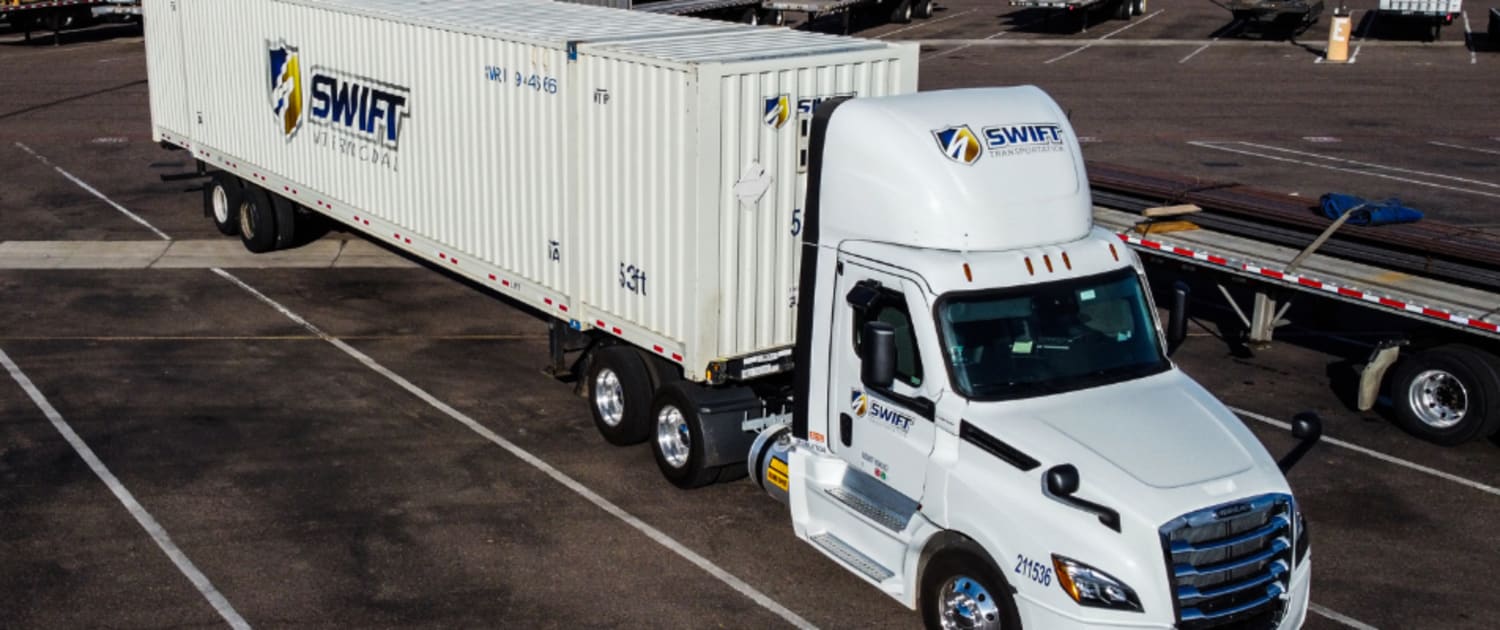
[0,21,141,47]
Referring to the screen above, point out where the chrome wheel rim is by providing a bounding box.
[1408,369,1468,429]
[656,404,690,469]
[938,575,1002,630]
[593,369,625,427]
[212,185,230,224]
[239,201,256,239]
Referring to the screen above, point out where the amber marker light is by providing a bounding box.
[1108,243,1120,261]
[962,263,973,282]
[1062,252,1072,270]
[1053,556,1081,602]
[1024,258,1035,276]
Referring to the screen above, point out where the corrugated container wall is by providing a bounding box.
[144,0,917,380]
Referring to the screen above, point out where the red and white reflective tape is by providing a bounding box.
[1117,233,1500,334]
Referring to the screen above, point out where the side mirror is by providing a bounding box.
[1278,412,1323,473]
[1046,464,1080,496]
[1167,281,1190,353]
[861,321,897,390]
[1044,464,1121,533]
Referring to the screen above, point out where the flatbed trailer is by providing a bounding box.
[1,0,137,43]
[1007,0,1146,31]
[560,0,777,24]
[1090,164,1500,446]
[1221,0,1324,31]
[760,0,934,34]
[1377,0,1461,40]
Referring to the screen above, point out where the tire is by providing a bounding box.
[203,174,243,236]
[587,346,655,446]
[889,0,913,24]
[650,383,729,489]
[237,186,279,253]
[920,548,1022,630]
[763,9,786,25]
[270,194,299,250]
[741,7,760,25]
[914,0,934,19]
[1389,345,1500,446]
[1132,0,1146,16]
[1115,0,1133,21]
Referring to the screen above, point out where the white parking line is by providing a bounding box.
[1311,603,1382,630]
[1232,140,1500,189]
[1461,11,1476,64]
[1188,140,1500,200]
[922,13,1049,59]
[213,268,820,630]
[1045,10,1164,64]
[14,142,172,241]
[1178,38,1216,64]
[20,144,820,629]
[0,348,252,630]
[1351,10,1372,64]
[1233,407,1500,499]
[878,7,980,38]
[1430,140,1500,156]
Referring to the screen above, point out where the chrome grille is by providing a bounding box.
[1161,494,1294,630]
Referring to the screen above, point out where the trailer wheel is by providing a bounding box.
[650,383,727,489]
[762,9,786,25]
[1132,0,1146,16]
[203,174,243,236]
[588,346,654,446]
[914,0,934,19]
[1390,346,1500,446]
[889,0,913,24]
[920,548,1021,630]
[1115,0,1133,20]
[740,7,760,25]
[237,187,279,253]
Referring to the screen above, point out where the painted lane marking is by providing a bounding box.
[1187,141,1500,200]
[1233,407,1500,499]
[878,7,980,38]
[1311,603,1382,630]
[212,268,819,630]
[15,142,172,241]
[1430,140,1500,156]
[1044,10,1165,64]
[0,348,252,629]
[922,13,1049,59]
[25,142,816,629]
[1178,38,1215,64]
[1231,140,1500,189]
[1461,11,1476,65]
[1350,10,1371,64]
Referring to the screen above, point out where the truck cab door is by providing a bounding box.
[829,259,938,501]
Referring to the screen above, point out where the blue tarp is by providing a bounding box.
[1320,193,1424,226]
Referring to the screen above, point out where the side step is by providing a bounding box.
[823,470,918,533]
[810,532,895,582]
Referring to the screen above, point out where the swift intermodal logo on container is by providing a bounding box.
[764,94,790,129]
[268,43,304,139]
[266,40,411,150]
[933,122,1067,165]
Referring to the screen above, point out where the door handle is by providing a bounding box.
[839,413,853,448]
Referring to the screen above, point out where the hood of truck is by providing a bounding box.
[1028,373,1256,488]
[958,369,1279,496]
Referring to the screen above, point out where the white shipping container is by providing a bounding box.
[144,0,917,379]
[1378,0,1460,15]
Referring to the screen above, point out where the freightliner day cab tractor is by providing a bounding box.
[143,0,1320,627]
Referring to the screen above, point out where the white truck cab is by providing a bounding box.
[749,87,1316,629]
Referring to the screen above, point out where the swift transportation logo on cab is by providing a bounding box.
[933,122,1067,165]
[265,40,412,171]
[850,389,914,435]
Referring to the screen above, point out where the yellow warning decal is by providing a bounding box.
[767,458,790,492]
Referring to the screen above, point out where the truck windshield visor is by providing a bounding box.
[937,267,1169,401]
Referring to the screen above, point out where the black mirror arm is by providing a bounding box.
[1044,464,1121,533]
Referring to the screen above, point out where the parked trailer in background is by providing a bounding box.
[144,1,1320,627]
[760,0,935,35]
[557,0,781,26]
[1008,0,1146,32]
[1377,0,1462,39]
[1090,164,1500,446]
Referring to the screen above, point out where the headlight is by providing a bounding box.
[1295,511,1310,564]
[1051,555,1143,612]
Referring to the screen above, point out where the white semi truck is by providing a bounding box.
[143,0,1319,627]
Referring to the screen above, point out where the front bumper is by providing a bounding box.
[1014,559,1312,629]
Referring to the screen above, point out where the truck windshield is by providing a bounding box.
[937,267,1169,401]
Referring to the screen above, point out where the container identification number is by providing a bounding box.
[483,66,559,95]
